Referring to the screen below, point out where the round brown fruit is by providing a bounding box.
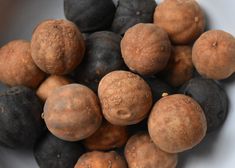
[44,84,102,141]
[160,45,194,87]
[125,132,178,168]
[31,19,85,75]
[0,40,45,88]
[74,151,127,168]
[192,30,235,80]
[148,94,207,153]
[121,23,171,75]
[98,70,152,126]
[83,120,128,151]
[36,75,71,102]
[154,0,205,44]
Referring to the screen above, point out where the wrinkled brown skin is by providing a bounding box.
[148,94,207,153]
[192,30,235,80]
[0,40,45,88]
[121,23,171,75]
[74,151,127,168]
[125,132,178,168]
[154,0,206,44]
[31,19,85,75]
[36,75,71,102]
[98,70,152,126]
[161,45,193,87]
[83,120,128,151]
[44,84,102,141]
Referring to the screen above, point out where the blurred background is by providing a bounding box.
[0,0,64,46]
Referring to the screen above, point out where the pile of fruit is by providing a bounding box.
[0,0,234,167]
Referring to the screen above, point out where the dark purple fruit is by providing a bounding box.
[179,77,228,133]
[34,132,84,168]
[144,77,174,103]
[64,0,116,32]
[112,0,157,35]
[74,31,127,91]
[0,86,44,148]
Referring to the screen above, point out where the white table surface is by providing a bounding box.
[0,0,235,167]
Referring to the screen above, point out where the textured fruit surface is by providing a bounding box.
[121,23,171,75]
[83,120,128,151]
[154,0,205,44]
[44,84,102,141]
[37,75,71,101]
[31,19,85,75]
[192,30,235,80]
[98,71,152,125]
[148,94,207,153]
[160,45,193,87]
[0,40,45,88]
[125,132,178,168]
[74,151,127,168]
[179,77,228,133]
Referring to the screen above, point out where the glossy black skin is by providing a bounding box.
[179,77,228,133]
[64,0,116,32]
[74,31,127,91]
[144,77,174,103]
[34,132,84,168]
[112,0,157,35]
[0,86,44,148]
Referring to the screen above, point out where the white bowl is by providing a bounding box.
[0,0,235,168]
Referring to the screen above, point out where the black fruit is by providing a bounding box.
[0,86,44,148]
[128,118,148,137]
[34,132,84,168]
[0,82,10,147]
[112,0,157,35]
[0,82,9,93]
[64,0,116,32]
[145,77,174,103]
[74,31,127,91]
[179,77,228,133]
